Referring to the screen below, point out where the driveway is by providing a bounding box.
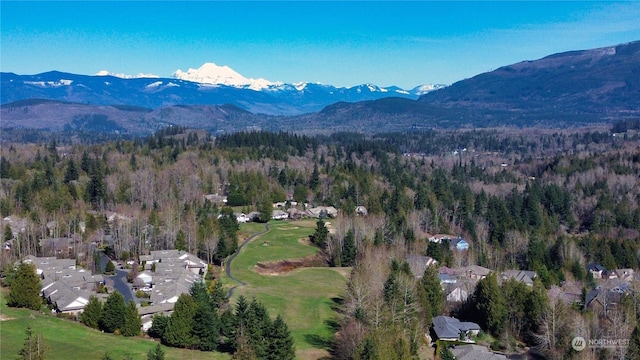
[111,268,135,303]
[101,252,135,303]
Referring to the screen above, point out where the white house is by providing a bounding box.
[136,271,153,285]
[271,210,289,220]
[235,213,250,223]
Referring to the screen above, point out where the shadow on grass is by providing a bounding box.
[304,333,334,349]
[324,318,341,333]
[329,296,344,312]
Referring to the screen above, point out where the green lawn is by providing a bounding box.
[0,220,346,360]
[0,288,229,360]
[227,220,349,354]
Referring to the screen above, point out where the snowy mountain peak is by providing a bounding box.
[95,70,159,79]
[172,62,275,91]
[413,84,446,95]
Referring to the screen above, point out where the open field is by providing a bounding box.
[227,220,350,358]
[0,288,229,360]
[0,220,346,360]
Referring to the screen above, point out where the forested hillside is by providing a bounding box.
[2,126,640,359]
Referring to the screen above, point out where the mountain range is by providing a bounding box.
[2,41,639,135]
[1,63,443,116]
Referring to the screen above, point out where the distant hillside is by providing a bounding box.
[2,41,638,134]
[0,100,268,135]
[296,41,640,130]
[418,41,640,121]
[0,68,433,116]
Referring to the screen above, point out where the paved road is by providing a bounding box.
[112,268,135,303]
[225,223,270,298]
[101,252,135,303]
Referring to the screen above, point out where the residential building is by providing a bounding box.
[432,316,481,342]
[451,238,469,251]
[24,255,103,315]
[445,284,469,303]
[406,255,438,278]
[587,263,607,279]
[462,265,492,281]
[306,206,338,218]
[501,270,537,286]
[271,210,289,220]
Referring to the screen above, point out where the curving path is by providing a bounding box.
[225,223,270,298]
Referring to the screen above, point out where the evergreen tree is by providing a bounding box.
[246,298,272,358]
[310,219,328,250]
[220,308,238,343]
[64,159,78,183]
[266,314,295,360]
[503,278,529,337]
[129,154,138,171]
[234,295,250,330]
[524,278,549,341]
[190,281,209,306]
[85,161,107,208]
[80,295,103,329]
[359,336,376,360]
[105,260,116,274]
[175,230,187,251]
[121,300,141,337]
[7,262,41,310]
[293,184,308,203]
[3,223,12,242]
[192,302,220,351]
[341,229,356,266]
[0,156,11,179]
[18,327,48,360]
[162,293,197,348]
[256,197,273,223]
[419,265,443,320]
[626,324,640,360]
[309,163,320,191]
[473,272,507,336]
[147,344,165,360]
[147,314,169,339]
[99,291,126,333]
[210,280,227,308]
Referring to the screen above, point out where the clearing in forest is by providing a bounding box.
[227,220,349,358]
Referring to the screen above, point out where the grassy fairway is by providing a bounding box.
[0,289,229,360]
[228,220,349,355]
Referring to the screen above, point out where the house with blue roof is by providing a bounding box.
[451,237,469,251]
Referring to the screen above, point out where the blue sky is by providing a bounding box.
[2,1,639,88]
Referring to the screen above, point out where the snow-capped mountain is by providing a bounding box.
[172,63,277,91]
[1,65,446,115]
[96,70,160,79]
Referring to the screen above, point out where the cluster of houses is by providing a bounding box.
[18,249,208,332]
[582,263,636,313]
[234,205,341,224]
[410,252,639,359]
[408,252,539,304]
[204,193,371,223]
[23,255,104,315]
[134,250,208,330]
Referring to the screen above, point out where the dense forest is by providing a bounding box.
[1,125,640,359]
